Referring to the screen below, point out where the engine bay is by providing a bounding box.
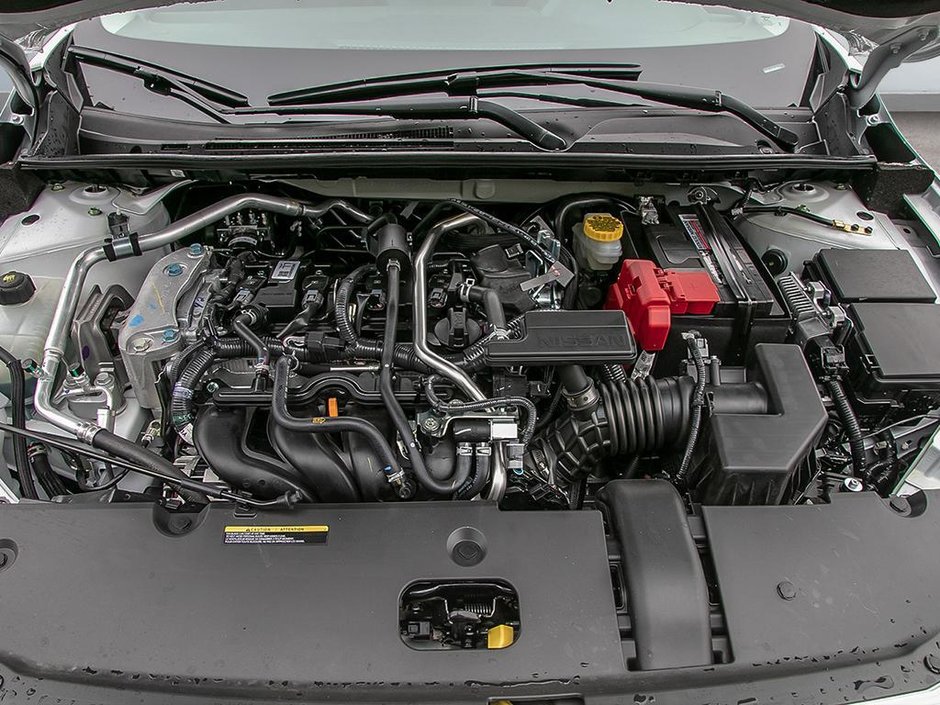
[3,179,940,517]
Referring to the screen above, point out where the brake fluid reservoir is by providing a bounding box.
[0,273,63,385]
[574,213,624,271]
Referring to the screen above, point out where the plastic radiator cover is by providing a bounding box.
[0,502,623,686]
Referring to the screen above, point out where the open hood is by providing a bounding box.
[1,0,940,53]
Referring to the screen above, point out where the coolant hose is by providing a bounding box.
[462,284,507,332]
[825,378,868,479]
[0,344,39,499]
[379,262,440,494]
[270,356,402,480]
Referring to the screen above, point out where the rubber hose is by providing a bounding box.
[380,263,436,493]
[170,346,216,430]
[90,428,208,504]
[424,375,538,444]
[453,449,483,500]
[826,378,868,479]
[465,285,507,331]
[270,356,402,479]
[28,446,69,498]
[232,313,269,371]
[334,264,374,345]
[0,345,39,499]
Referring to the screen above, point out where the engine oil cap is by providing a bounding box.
[0,271,35,306]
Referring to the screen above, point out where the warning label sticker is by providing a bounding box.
[223,525,329,545]
[678,214,725,285]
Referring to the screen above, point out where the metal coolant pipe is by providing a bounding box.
[412,211,507,501]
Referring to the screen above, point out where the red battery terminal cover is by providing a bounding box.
[604,259,720,352]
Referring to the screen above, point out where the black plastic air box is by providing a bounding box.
[696,344,827,505]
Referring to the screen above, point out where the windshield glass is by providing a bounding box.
[100,0,790,50]
[69,0,817,132]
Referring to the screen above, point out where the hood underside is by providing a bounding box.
[1,0,940,56]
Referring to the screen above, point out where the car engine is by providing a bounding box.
[3,180,940,511]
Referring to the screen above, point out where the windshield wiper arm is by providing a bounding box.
[244,96,568,150]
[269,66,798,151]
[267,63,642,106]
[68,46,250,123]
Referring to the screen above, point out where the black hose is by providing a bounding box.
[0,344,39,499]
[270,356,402,480]
[380,262,435,493]
[540,372,693,485]
[90,428,208,504]
[170,346,216,431]
[674,335,706,487]
[455,447,491,500]
[826,378,868,479]
[28,445,69,498]
[424,375,538,445]
[232,309,269,372]
[334,263,374,345]
[464,284,507,331]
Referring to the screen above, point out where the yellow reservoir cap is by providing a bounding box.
[487,624,515,649]
[582,213,624,242]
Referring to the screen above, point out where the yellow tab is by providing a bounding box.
[487,624,514,650]
[327,397,339,418]
[224,525,329,533]
[583,213,624,242]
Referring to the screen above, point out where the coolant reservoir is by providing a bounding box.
[574,212,624,271]
[0,273,63,385]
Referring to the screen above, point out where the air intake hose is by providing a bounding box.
[534,367,694,485]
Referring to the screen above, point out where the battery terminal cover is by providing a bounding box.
[605,259,720,352]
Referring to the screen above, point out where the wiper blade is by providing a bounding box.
[244,96,568,150]
[269,66,798,151]
[268,63,642,106]
[68,46,250,123]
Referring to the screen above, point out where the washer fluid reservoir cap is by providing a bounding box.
[583,213,624,242]
[0,271,36,306]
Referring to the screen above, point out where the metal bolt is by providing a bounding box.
[843,477,864,492]
[50,182,64,192]
[87,207,102,217]
[129,336,152,353]
[188,243,204,257]
[162,328,179,343]
[776,580,797,601]
[866,115,882,127]
[205,381,220,393]
[94,371,113,386]
[165,262,184,277]
[422,417,440,432]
